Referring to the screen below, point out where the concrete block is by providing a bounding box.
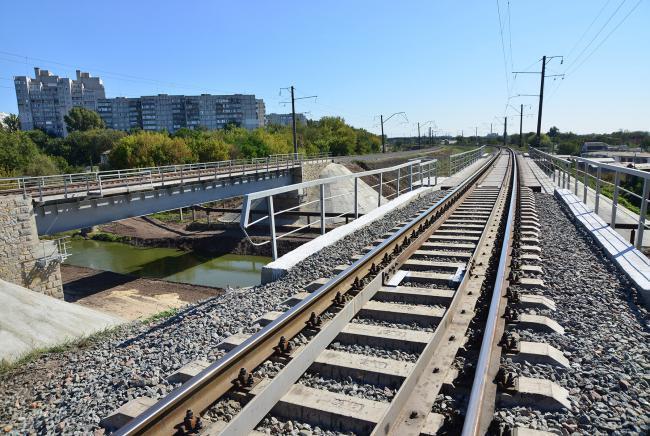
[517,277,545,289]
[100,396,157,431]
[337,322,432,353]
[167,359,211,384]
[273,384,387,435]
[507,341,569,368]
[514,314,565,335]
[519,294,555,310]
[375,286,455,305]
[500,377,571,410]
[305,278,330,292]
[360,300,444,326]
[311,349,412,388]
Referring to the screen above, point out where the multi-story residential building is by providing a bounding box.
[14,67,265,135]
[97,93,264,133]
[265,112,308,127]
[14,68,105,136]
[96,97,142,131]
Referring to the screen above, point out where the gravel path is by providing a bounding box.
[0,188,446,434]
[495,193,650,435]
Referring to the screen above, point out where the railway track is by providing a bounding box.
[110,148,561,435]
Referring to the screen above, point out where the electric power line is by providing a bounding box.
[564,0,628,71]
[566,0,643,76]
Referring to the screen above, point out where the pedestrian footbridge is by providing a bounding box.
[0,153,331,235]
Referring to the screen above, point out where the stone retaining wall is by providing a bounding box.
[0,195,63,298]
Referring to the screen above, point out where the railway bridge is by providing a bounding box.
[1,147,648,435]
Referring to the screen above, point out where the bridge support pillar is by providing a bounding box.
[0,195,63,298]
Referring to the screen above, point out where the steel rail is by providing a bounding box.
[115,151,499,436]
[462,148,518,435]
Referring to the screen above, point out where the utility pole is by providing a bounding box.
[381,115,385,153]
[503,116,508,147]
[475,126,478,145]
[490,123,493,135]
[536,56,546,147]
[378,112,407,153]
[280,86,317,157]
[417,122,421,148]
[291,86,297,156]
[513,56,563,148]
[519,103,524,149]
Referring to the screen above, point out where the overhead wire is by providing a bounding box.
[566,0,643,76]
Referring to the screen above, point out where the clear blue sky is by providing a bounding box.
[1,0,647,136]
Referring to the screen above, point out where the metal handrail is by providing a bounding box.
[462,148,517,435]
[530,147,650,248]
[240,159,438,259]
[0,152,332,199]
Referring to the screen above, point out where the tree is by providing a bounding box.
[548,126,560,138]
[65,129,126,167]
[0,130,60,176]
[64,107,105,133]
[109,131,193,169]
[2,114,21,132]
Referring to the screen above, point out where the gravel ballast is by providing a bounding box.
[0,188,446,434]
[495,193,650,435]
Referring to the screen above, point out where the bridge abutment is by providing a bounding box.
[0,195,63,298]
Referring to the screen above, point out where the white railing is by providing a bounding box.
[0,152,332,202]
[530,147,650,248]
[449,146,486,175]
[240,159,438,259]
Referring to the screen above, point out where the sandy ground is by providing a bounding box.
[61,264,222,321]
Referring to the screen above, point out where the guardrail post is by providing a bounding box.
[419,163,423,187]
[594,166,601,214]
[409,164,413,191]
[64,177,68,199]
[397,168,401,196]
[378,172,383,207]
[354,177,359,219]
[268,195,278,260]
[574,161,578,195]
[611,172,620,229]
[320,183,326,235]
[583,162,588,203]
[39,178,43,202]
[636,178,649,249]
[266,157,269,174]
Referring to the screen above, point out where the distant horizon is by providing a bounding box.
[1,1,647,136]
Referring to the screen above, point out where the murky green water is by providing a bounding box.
[66,239,270,288]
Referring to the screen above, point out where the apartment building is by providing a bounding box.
[265,112,308,127]
[14,68,105,136]
[98,93,264,133]
[14,67,265,135]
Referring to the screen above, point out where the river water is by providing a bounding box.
[65,239,271,288]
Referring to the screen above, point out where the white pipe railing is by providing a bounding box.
[240,159,438,259]
[530,147,650,248]
[0,152,332,201]
[449,145,486,175]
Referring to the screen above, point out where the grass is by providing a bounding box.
[1,307,182,375]
[142,307,179,324]
[90,231,131,243]
[0,327,119,377]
